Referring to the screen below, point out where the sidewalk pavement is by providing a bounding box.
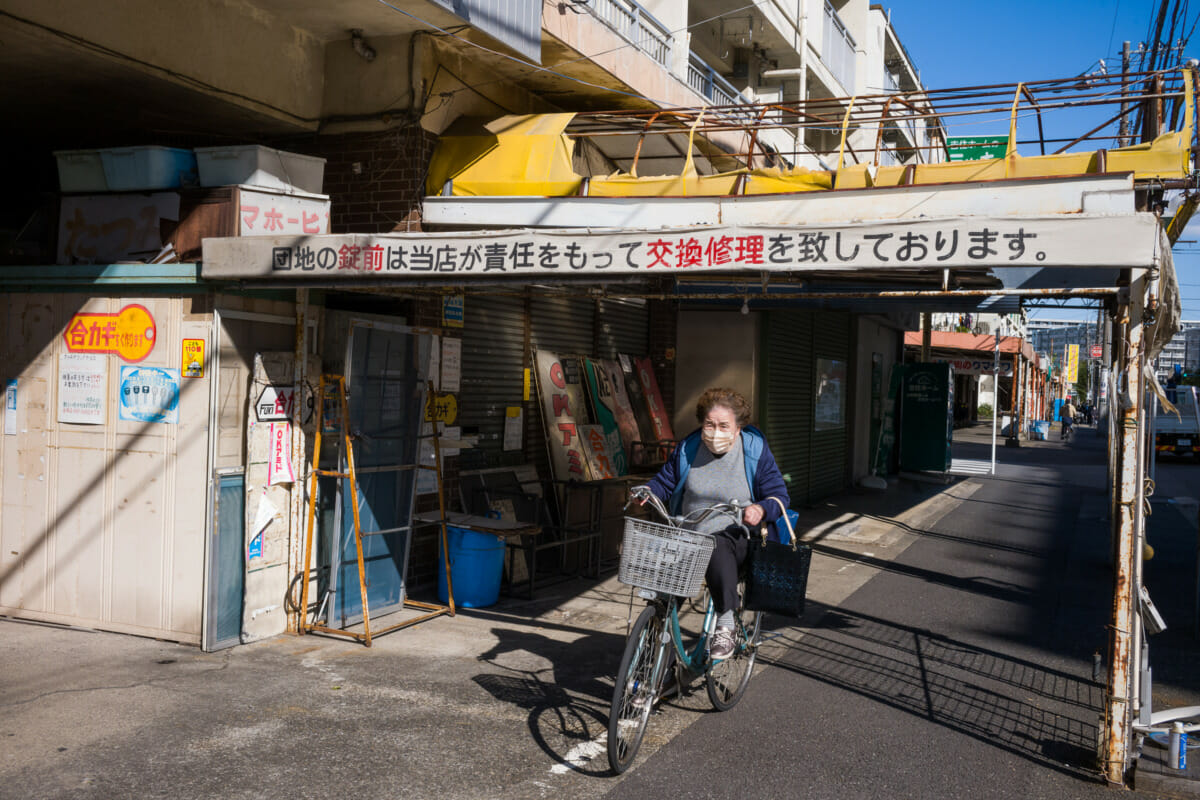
[0,467,964,799]
[2,422,1199,799]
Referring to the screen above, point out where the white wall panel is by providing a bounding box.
[0,293,209,643]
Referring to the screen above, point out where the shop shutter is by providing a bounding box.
[460,295,651,477]
[808,311,852,500]
[595,298,649,358]
[530,296,595,355]
[459,295,526,465]
[762,311,813,504]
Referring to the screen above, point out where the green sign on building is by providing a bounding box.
[946,135,1010,161]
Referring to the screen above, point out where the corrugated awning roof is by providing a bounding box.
[905,330,1038,362]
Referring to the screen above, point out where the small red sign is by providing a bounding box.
[1090,345,1103,359]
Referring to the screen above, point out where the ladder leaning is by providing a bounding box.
[297,374,454,646]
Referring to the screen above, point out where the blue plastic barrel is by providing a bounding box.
[438,526,505,608]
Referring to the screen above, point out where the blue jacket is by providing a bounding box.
[645,425,792,540]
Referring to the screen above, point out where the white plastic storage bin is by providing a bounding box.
[195,145,325,194]
[54,149,108,192]
[100,146,198,191]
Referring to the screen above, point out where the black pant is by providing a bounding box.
[706,527,750,615]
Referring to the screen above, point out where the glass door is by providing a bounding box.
[330,320,432,628]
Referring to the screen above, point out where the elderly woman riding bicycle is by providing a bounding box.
[640,387,791,660]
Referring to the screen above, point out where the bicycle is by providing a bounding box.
[606,488,762,774]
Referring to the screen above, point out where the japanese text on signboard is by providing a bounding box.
[201,215,1160,282]
[264,226,1048,275]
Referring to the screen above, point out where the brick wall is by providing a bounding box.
[275,125,437,234]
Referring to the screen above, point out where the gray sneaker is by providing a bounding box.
[710,627,735,661]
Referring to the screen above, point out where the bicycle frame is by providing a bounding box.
[654,592,715,679]
[609,494,765,773]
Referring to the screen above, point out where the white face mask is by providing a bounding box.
[702,428,736,455]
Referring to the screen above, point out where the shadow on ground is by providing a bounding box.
[762,601,1106,781]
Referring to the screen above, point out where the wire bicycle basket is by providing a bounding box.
[618,517,714,597]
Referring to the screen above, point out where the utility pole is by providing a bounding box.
[1007,351,1021,447]
[921,312,932,361]
[1119,41,1131,147]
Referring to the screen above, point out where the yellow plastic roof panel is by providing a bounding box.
[588,171,742,197]
[743,166,833,194]
[1106,130,1191,180]
[425,113,584,197]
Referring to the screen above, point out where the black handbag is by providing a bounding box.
[744,498,812,618]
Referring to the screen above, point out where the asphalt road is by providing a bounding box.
[603,423,1199,800]
[4,423,1196,799]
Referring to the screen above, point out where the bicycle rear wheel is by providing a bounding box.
[608,604,665,774]
[706,595,761,712]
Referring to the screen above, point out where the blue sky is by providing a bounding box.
[889,1,1200,321]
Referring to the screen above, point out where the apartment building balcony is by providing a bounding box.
[687,53,745,107]
[544,0,749,111]
[821,0,857,93]
[587,0,673,69]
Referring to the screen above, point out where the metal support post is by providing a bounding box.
[1103,272,1147,785]
[1007,352,1021,446]
[921,312,932,361]
[288,289,308,634]
[991,329,1000,473]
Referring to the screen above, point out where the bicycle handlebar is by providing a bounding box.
[627,486,751,537]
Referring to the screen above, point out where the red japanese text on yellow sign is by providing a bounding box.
[63,305,156,363]
[181,338,205,378]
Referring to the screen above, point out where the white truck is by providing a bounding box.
[1155,385,1200,459]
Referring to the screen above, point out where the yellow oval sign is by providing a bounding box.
[63,304,157,362]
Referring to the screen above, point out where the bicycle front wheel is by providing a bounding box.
[608,604,665,774]
[706,597,761,712]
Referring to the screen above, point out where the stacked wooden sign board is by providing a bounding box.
[534,350,674,484]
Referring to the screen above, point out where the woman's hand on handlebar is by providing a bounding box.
[627,485,653,510]
[742,503,764,527]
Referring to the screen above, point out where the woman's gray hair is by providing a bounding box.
[695,387,751,427]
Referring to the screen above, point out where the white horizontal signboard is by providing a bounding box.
[932,357,1014,376]
[201,214,1160,281]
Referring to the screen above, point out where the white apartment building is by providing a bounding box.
[929,311,1027,338]
[571,0,942,169]
[1156,320,1200,376]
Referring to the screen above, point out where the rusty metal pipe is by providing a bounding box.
[230,281,1125,300]
[1104,275,1146,785]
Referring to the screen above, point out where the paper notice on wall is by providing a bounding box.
[440,425,461,456]
[248,531,264,560]
[58,352,107,425]
[267,421,296,485]
[503,406,523,451]
[118,366,180,425]
[251,488,277,540]
[4,379,16,436]
[441,337,461,393]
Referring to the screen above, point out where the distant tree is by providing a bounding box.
[1074,363,1090,401]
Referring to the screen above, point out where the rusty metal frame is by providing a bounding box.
[566,67,1192,167]
[297,374,454,647]
[298,374,372,644]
